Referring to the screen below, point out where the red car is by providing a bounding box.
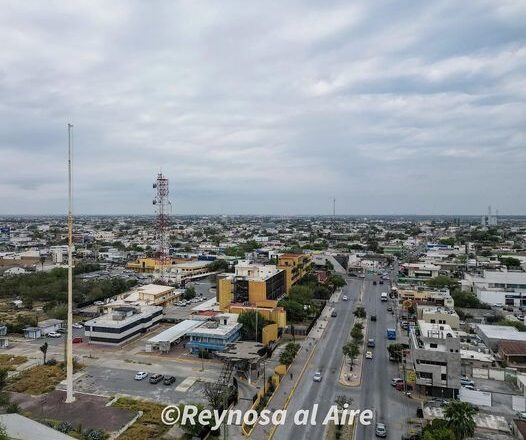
[73,337,83,344]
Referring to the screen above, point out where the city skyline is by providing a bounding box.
[1,1,525,215]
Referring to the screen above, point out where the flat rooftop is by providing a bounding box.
[477,324,526,342]
[136,284,174,295]
[85,305,162,329]
[419,320,456,339]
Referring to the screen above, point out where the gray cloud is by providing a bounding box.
[0,0,525,215]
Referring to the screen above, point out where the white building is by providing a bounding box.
[475,324,526,351]
[84,305,162,345]
[463,270,526,294]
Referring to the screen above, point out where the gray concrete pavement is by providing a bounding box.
[269,274,419,440]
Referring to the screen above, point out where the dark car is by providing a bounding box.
[367,338,375,348]
[149,374,164,384]
[371,315,377,321]
[163,375,176,385]
[387,306,393,312]
[379,280,384,285]
[373,281,377,285]
[331,310,338,318]
[72,337,83,343]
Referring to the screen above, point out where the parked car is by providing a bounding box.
[460,377,474,387]
[375,423,387,438]
[462,384,475,390]
[149,374,164,384]
[56,328,66,334]
[313,372,322,382]
[367,338,376,348]
[134,371,148,380]
[72,323,83,329]
[72,337,83,343]
[331,311,338,318]
[373,281,377,285]
[391,378,404,386]
[370,315,377,321]
[163,375,176,385]
[386,306,393,312]
[365,351,373,359]
[47,332,61,338]
[342,295,348,301]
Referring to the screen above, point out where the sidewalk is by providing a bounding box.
[248,289,342,440]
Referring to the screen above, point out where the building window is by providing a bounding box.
[441,374,447,380]
[430,343,438,348]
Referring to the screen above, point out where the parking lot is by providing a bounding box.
[72,365,211,405]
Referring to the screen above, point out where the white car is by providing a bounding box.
[313,372,322,382]
[47,332,61,338]
[365,351,373,359]
[134,371,148,380]
[342,295,348,301]
[72,323,83,329]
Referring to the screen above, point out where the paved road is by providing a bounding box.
[356,275,418,440]
[271,274,419,440]
[270,278,360,440]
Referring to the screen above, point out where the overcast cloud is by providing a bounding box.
[0,0,525,215]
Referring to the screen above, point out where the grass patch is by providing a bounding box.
[0,354,28,371]
[112,397,170,440]
[6,362,82,395]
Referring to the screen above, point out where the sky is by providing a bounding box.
[1,0,525,216]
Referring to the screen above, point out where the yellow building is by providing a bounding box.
[126,257,175,273]
[105,283,182,308]
[277,253,313,292]
[217,260,287,327]
[398,288,454,308]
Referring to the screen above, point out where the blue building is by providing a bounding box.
[187,314,242,354]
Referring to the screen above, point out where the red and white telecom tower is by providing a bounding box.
[152,172,171,279]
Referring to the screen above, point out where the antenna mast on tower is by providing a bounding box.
[152,173,171,281]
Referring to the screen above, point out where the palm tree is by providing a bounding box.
[444,400,476,440]
[40,342,48,365]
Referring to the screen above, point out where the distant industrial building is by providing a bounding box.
[84,305,162,345]
[476,324,526,351]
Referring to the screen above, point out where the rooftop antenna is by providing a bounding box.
[66,123,75,403]
[333,197,336,218]
[153,172,171,281]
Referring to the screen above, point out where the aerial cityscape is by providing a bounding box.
[1,2,526,440]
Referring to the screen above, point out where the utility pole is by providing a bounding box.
[66,123,75,403]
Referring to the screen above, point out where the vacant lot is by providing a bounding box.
[113,397,170,440]
[6,363,82,394]
[0,354,27,371]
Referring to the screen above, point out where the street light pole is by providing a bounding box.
[65,123,75,403]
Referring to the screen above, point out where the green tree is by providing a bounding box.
[237,311,270,342]
[500,257,521,268]
[444,400,476,440]
[183,286,196,300]
[208,259,229,272]
[289,285,314,304]
[278,299,307,323]
[353,306,366,319]
[0,422,9,440]
[328,274,346,289]
[350,326,363,342]
[176,403,209,437]
[0,369,8,389]
[427,276,459,291]
[422,419,455,440]
[342,342,360,370]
